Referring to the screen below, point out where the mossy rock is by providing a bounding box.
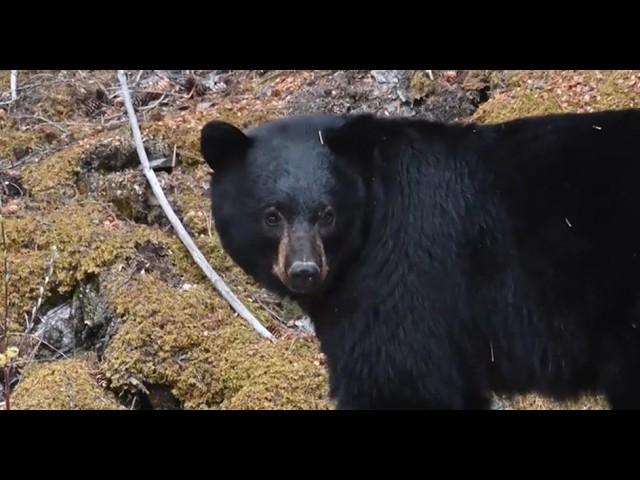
[21,132,114,199]
[12,357,123,410]
[101,270,329,409]
[214,322,331,410]
[0,202,172,330]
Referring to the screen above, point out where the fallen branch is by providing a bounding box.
[1,214,10,410]
[116,70,275,341]
[10,71,17,102]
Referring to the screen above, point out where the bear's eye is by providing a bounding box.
[264,209,282,227]
[320,207,336,228]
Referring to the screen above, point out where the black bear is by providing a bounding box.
[200,109,640,410]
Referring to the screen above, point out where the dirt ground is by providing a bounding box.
[1,69,638,410]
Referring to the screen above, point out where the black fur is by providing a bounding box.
[201,109,640,410]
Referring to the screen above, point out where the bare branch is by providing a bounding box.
[132,70,145,87]
[116,70,275,341]
[28,247,58,331]
[1,215,8,350]
[10,71,17,102]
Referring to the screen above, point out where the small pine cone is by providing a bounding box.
[133,92,154,108]
[84,98,103,116]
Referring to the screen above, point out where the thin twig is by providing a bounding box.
[253,295,284,324]
[19,334,43,371]
[133,70,145,88]
[2,76,74,105]
[30,116,71,135]
[28,247,58,330]
[14,333,69,360]
[2,367,9,410]
[116,70,275,341]
[0,158,28,171]
[4,182,24,198]
[1,214,10,410]
[10,71,17,102]
[1,215,8,351]
[139,93,167,112]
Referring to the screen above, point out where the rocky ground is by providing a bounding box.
[1,69,638,410]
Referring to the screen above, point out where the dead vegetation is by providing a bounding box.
[1,70,637,410]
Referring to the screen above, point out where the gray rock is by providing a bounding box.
[34,302,76,355]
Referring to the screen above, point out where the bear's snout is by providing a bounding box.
[271,221,329,295]
[288,261,322,293]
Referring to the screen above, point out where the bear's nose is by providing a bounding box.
[288,261,321,293]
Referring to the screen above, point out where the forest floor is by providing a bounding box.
[2,69,638,410]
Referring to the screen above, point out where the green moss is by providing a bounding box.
[407,71,436,100]
[101,269,330,409]
[0,116,41,161]
[0,202,164,330]
[2,249,52,332]
[6,70,333,411]
[171,165,213,236]
[12,357,123,410]
[473,70,640,124]
[165,230,280,333]
[214,322,331,410]
[472,71,563,124]
[21,136,96,198]
[141,100,280,169]
[101,271,226,408]
[37,83,80,121]
[21,126,156,200]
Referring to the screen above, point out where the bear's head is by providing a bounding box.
[200,114,389,299]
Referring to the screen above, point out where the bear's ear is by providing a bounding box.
[200,120,251,172]
[323,114,393,168]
